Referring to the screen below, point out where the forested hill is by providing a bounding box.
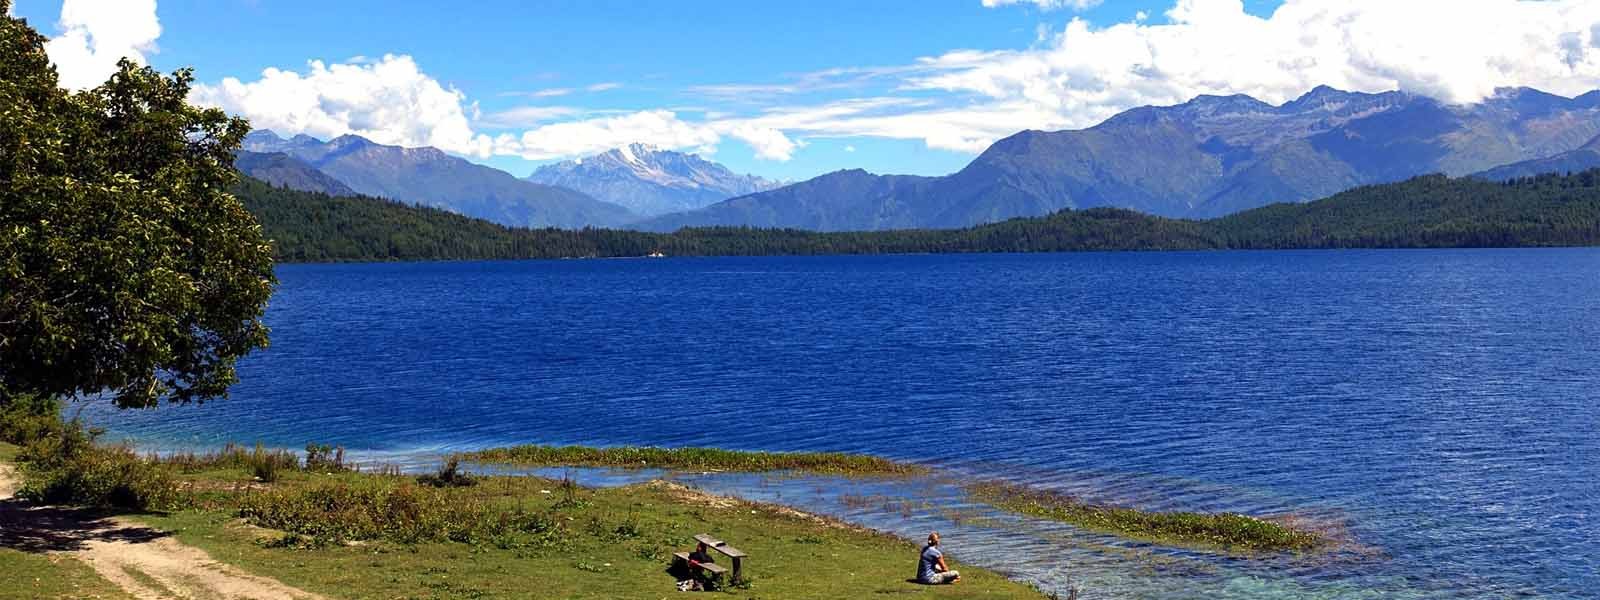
[234,170,1600,263]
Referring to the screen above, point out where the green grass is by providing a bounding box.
[134,468,1044,599]
[0,549,132,600]
[5,440,1043,600]
[967,480,1325,553]
[460,444,926,476]
[0,441,18,462]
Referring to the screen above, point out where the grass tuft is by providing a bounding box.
[966,480,1325,553]
[459,445,924,476]
[416,457,477,488]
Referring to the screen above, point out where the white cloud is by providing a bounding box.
[917,0,1600,135]
[530,88,572,98]
[499,110,722,160]
[726,125,800,160]
[185,0,1600,167]
[44,0,162,90]
[981,0,1103,11]
[732,98,1056,154]
[476,106,583,128]
[190,54,495,158]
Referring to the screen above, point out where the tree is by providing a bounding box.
[0,0,276,409]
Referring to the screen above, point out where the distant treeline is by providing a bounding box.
[235,170,1600,263]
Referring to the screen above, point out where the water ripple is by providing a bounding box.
[82,250,1600,599]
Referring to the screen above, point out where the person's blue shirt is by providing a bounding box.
[917,545,942,582]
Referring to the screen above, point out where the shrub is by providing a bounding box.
[155,442,300,476]
[18,426,177,510]
[236,482,567,547]
[304,443,348,473]
[1,396,177,511]
[416,458,476,488]
[251,444,282,482]
[239,483,458,543]
[0,394,67,446]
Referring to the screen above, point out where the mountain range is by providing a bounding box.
[524,144,780,217]
[637,86,1600,231]
[235,86,1600,234]
[1475,133,1600,181]
[240,131,634,229]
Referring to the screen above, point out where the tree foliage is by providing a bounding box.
[237,169,1600,263]
[0,4,275,408]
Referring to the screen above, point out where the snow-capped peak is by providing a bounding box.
[527,144,783,217]
[616,143,641,166]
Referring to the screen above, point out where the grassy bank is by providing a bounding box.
[967,480,1325,553]
[146,469,1043,599]
[460,444,926,476]
[0,429,1045,599]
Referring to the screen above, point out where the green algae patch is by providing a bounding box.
[459,445,926,476]
[967,480,1326,553]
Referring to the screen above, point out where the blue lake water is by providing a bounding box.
[82,250,1600,598]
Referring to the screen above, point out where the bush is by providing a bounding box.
[236,482,561,546]
[251,444,283,482]
[0,394,67,446]
[416,458,476,488]
[2,395,177,510]
[304,443,348,473]
[156,442,301,477]
[17,425,177,510]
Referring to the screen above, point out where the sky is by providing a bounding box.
[11,0,1600,181]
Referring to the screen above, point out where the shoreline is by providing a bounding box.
[264,244,1600,266]
[0,440,1059,599]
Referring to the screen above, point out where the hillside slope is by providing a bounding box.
[243,131,635,229]
[640,87,1600,231]
[237,170,1600,262]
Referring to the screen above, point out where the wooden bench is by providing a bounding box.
[670,533,748,582]
[671,551,729,576]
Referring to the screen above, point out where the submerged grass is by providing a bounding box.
[967,480,1326,553]
[460,444,925,476]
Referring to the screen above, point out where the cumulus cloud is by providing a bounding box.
[981,0,1102,11]
[496,110,722,160]
[190,54,495,158]
[726,125,801,160]
[185,0,1600,165]
[44,0,162,90]
[916,0,1600,133]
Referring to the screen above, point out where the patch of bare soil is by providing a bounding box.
[0,464,327,600]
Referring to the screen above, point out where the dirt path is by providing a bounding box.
[0,462,326,600]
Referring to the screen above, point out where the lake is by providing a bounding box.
[83,250,1600,599]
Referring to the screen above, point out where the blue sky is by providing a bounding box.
[15,1,1600,181]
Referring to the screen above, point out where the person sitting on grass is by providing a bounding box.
[917,532,960,585]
